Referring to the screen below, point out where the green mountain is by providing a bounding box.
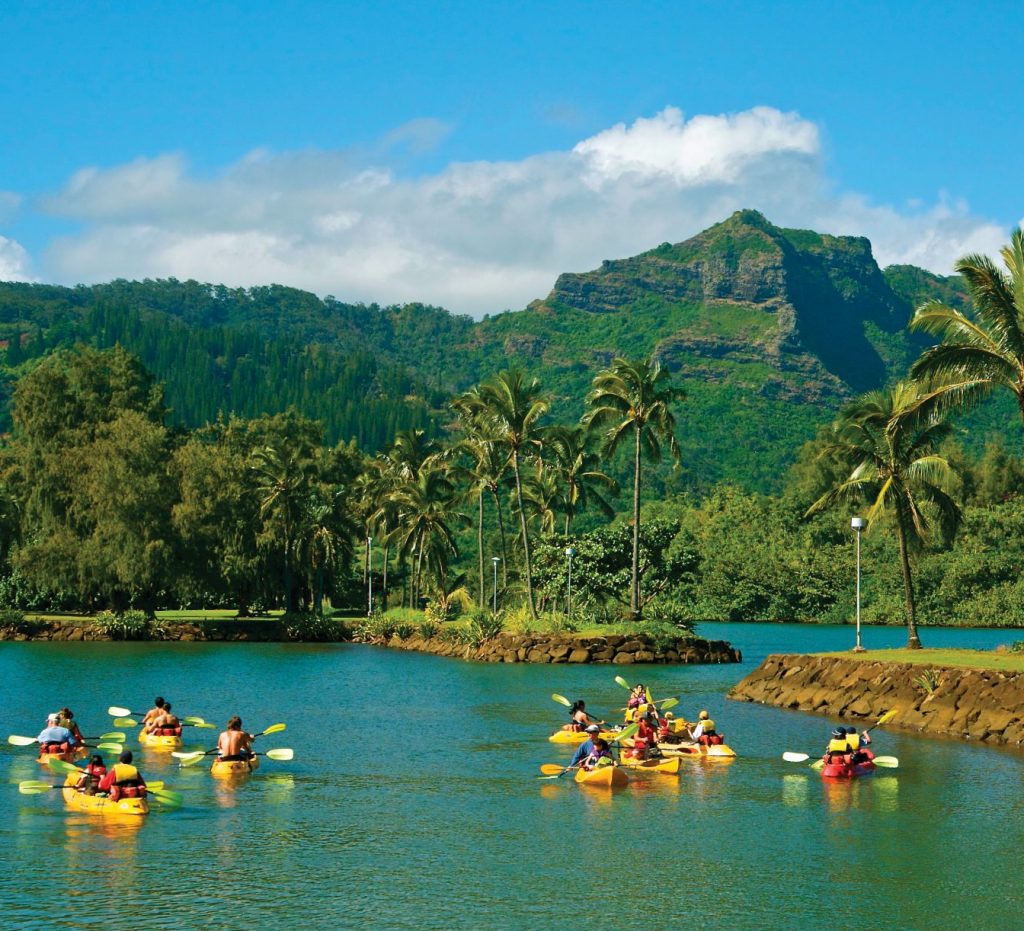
[0,210,983,492]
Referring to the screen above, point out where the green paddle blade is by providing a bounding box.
[46,758,83,776]
[809,759,826,771]
[19,783,54,795]
[873,756,899,768]
[113,717,137,728]
[95,742,122,753]
[609,724,637,744]
[265,748,293,761]
[19,781,55,791]
[7,735,37,746]
[659,698,679,711]
[173,752,208,767]
[107,706,133,718]
[783,752,810,763]
[99,732,126,741]
[150,787,184,807]
[182,716,206,725]
[257,723,286,737]
[146,781,165,791]
[551,693,572,707]
[189,722,216,729]
[614,676,631,690]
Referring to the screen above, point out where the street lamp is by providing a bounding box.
[491,557,500,613]
[367,536,373,616]
[565,547,576,617]
[851,518,866,652]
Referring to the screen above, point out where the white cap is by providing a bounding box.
[585,724,600,733]
[47,713,59,723]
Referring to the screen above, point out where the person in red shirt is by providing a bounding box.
[76,754,107,795]
[98,750,147,800]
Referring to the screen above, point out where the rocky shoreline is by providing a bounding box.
[0,617,742,665]
[730,653,1024,747]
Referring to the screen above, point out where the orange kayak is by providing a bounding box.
[37,745,87,766]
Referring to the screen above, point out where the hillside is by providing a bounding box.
[0,210,982,492]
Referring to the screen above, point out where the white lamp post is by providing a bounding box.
[491,557,500,613]
[851,518,866,652]
[565,547,576,617]
[367,536,373,616]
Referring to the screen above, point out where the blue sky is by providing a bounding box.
[0,1,1020,315]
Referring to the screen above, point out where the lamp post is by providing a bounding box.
[367,536,373,616]
[565,547,576,617]
[851,518,866,652]
[491,557,500,614]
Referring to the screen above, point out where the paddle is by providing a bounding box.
[873,756,899,768]
[109,706,213,728]
[614,676,631,690]
[8,735,122,753]
[537,724,638,780]
[784,710,898,765]
[551,694,605,723]
[84,732,126,742]
[43,757,183,806]
[174,747,293,767]
[615,696,679,712]
[19,779,167,794]
[170,722,288,765]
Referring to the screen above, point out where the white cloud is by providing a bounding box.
[33,106,1011,315]
[0,236,33,282]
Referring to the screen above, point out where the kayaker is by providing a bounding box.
[845,726,872,764]
[97,750,147,800]
[148,701,181,735]
[629,711,661,760]
[824,728,852,765]
[567,724,602,770]
[216,716,255,761]
[561,700,603,731]
[55,707,85,744]
[141,696,166,728]
[580,737,614,771]
[691,710,723,746]
[75,754,107,795]
[625,684,647,722]
[37,713,78,753]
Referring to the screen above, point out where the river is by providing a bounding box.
[1,622,1021,929]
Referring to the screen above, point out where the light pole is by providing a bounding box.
[367,536,373,616]
[491,557,500,614]
[565,547,576,617]
[851,518,866,652]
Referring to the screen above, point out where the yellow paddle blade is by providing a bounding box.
[645,688,652,704]
[259,723,286,736]
[539,764,564,775]
[873,756,899,768]
[809,759,826,771]
[7,735,37,746]
[107,706,133,718]
[19,783,54,795]
[265,748,293,761]
[875,710,897,726]
[99,732,126,741]
[147,781,165,791]
[192,723,216,729]
[113,717,137,728]
[150,787,184,807]
[19,781,55,791]
[551,693,572,707]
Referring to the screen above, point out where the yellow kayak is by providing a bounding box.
[662,743,737,760]
[574,763,628,788]
[548,729,619,744]
[211,756,260,777]
[61,775,149,817]
[138,728,183,750]
[618,755,681,774]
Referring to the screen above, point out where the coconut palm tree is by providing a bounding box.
[542,425,619,534]
[584,356,683,619]
[470,371,549,620]
[910,229,1024,423]
[805,381,960,649]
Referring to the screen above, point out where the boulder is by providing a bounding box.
[568,648,591,664]
[612,652,634,665]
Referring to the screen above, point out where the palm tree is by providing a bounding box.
[522,461,559,537]
[251,441,314,612]
[542,425,618,534]
[297,489,353,615]
[910,229,1024,423]
[805,381,960,649]
[470,371,549,620]
[584,356,683,619]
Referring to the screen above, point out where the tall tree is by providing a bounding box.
[542,425,619,534]
[910,229,1024,424]
[584,356,683,619]
[471,371,549,620]
[805,382,961,649]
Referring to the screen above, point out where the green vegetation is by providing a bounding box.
[815,648,1024,673]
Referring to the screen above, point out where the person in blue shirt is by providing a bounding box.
[568,725,602,769]
[37,712,78,750]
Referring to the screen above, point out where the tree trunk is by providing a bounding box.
[895,516,921,648]
[478,490,485,609]
[382,541,389,611]
[490,486,509,587]
[630,423,642,619]
[512,448,537,620]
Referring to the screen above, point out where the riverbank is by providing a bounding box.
[729,651,1024,747]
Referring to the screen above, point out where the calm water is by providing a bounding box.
[2,623,1022,930]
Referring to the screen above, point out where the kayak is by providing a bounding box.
[575,763,628,788]
[61,775,149,817]
[211,756,260,776]
[618,755,681,775]
[821,752,876,779]
[661,743,737,760]
[37,745,87,766]
[548,729,619,744]
[139,728,183,750]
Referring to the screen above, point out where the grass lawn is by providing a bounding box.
[814,647,1024,673]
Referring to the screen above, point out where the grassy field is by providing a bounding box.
[815,648,1024,673]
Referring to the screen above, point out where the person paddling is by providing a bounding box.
[76,754,107,795]
[824,728,852,766]
[567,724,602,770]
[97,750,147,800]
[216,716,255,762]
[580,737,613,771]
[628,710,661,760]
[141,697,166,729]
[148,701,181,735]
[561,700,603,732]
[691,710,723,746]
[55,707,84,744]
[37,713,78,754]
[625,684,647,722]
[845,726,873,765]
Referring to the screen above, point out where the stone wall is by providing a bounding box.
[0,618,288,642]
[730,653,1024,747]
[382,631,741,665]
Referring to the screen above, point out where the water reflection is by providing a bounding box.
[781,774,809,807]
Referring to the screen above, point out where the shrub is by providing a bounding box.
[285,613,345,642]
[913,669,940,694]
[94,610,152,640]
[417,620,439,640]
[1008,641,1024,654]
[394,622,415,640]
[471,610,505,640]
[350,612,397,644]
